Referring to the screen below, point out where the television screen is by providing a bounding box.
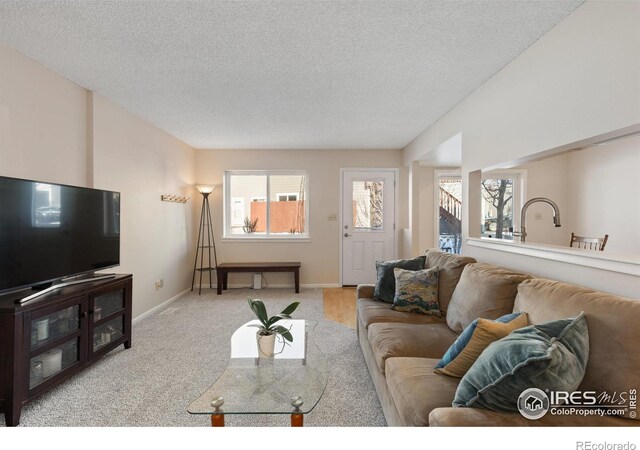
[0,176,120,294]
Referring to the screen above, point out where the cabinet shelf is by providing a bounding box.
[93,331,125,352]
[29,361,81,392]
[93,308,125,326]
[30,329,82,358]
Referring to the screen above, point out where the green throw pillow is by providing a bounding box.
[374,256,426,303]
[391,266,441,316]
[453,312,589,412]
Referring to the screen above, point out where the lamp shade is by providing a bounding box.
[196,185,215,194]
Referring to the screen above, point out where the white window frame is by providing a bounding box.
[223,170,310,241]
[479,169,527,240]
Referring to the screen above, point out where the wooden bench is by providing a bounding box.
[215,262,301,295]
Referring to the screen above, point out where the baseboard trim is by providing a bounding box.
[132,288,190,324]
[193,283,341,290]
[302,283,342,289]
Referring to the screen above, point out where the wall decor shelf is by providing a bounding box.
[161,194,189,203]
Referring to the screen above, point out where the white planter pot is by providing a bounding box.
[256,332,276,358]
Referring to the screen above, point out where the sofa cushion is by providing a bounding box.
[368,322,458,374]
[453,314,589,413]
[385,357,460,426]
[435,312,528,378]
[446,263,531,334]
[429,406,634,427]
[424,250,476,313]
[374,256,426,303]
[392,266,441,316]
[357,297,446,330]
[514,278,640,421]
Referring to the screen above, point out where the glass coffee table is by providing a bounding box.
[188,319,328,426]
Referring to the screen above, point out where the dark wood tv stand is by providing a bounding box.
[0,274,132,426]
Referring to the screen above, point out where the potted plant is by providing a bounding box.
[247,298,300,357]
[243,217,259,234]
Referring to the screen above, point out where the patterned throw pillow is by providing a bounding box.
[453,313,589,413]
[434,312,528,378]
[391,266,441,316]
[374,256,426,303]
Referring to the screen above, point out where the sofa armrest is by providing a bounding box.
[356,284,375,300]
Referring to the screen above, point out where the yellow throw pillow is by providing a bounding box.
[435,312,528,378]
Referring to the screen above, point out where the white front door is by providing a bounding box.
[341,169,396,285]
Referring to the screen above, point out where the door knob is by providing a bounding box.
[344,233,350,237]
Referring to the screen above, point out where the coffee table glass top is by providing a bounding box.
[188,319,328,415]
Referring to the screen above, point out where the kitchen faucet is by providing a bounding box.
[513,197,561,243]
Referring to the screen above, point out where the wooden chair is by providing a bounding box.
[569,232,609,251]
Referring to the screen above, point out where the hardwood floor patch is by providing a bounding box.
[323,287,357,329]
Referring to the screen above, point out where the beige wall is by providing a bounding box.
[418,166,436,251]
[0,42,89,186]
[0,43,197,318]
[92,94,196,318]
[403,1,640,298]
[565,136,640,255]
[195,148,403,286]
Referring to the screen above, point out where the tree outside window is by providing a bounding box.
[353,181,383,229]
[481,178,513,239]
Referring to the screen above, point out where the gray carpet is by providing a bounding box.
[3,288,386,427]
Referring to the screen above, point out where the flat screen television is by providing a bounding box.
[0,176,120,295]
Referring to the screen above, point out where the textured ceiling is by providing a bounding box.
[0,1,583,149]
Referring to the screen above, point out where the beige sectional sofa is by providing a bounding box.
[356,250,640,426]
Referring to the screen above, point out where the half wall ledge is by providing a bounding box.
[466,238,640,277]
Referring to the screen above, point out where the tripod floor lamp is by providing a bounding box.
[191,184,218,294]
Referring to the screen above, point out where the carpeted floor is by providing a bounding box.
[3,288,386,427]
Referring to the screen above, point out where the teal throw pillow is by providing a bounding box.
[374,256,426,303]
[453,312,589,413]
[391,266,441,316]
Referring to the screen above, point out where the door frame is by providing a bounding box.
[433,169,462,250]
[339,168,399,286]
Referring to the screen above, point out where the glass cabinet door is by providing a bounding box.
[92,288,125,321]
[87,281,130,360]
[30,305,80,351]
[92,316,124,352]
[26,296,85,393]
[29,338,79,389]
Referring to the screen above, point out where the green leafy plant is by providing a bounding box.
[247,297,300,342]
[243,217,259,233]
